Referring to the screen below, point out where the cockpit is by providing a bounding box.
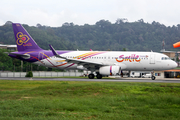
[161,57,171,60]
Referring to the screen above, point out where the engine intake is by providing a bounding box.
[99,66,120,76]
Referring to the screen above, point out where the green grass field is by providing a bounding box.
[0,80,180,120]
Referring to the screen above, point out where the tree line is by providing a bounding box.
[1,19,180,51]
[37,19,180,51]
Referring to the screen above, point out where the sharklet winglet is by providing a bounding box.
[49,45,66,59]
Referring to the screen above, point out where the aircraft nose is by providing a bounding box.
[172,61,178,68]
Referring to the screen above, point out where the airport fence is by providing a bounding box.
[0,71,84,77]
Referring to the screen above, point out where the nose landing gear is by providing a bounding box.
[151,75,156,80]
[151,71,156,80]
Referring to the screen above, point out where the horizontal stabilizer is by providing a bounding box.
[9,52,30,58]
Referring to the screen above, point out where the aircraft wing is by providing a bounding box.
[49,45,108,69]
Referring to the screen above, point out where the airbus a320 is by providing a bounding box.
[8,23,177,80]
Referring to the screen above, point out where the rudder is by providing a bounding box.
[12,23,42,51]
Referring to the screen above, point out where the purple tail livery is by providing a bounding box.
[12,23,42,51]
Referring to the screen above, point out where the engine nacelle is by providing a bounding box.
[99,66,120,76]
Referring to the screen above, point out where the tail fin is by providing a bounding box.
[12,23,42,51]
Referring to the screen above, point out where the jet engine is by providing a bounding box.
[99,66,120,76]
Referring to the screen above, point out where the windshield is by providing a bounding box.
[161,57,171,60]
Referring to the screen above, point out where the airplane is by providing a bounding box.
[8,23,177,80]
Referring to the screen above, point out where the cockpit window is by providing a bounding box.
[161,57,171,60]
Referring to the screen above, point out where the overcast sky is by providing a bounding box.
[0,0,180,27]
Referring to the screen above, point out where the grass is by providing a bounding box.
[0,80,180,120]
[174,67,180,69]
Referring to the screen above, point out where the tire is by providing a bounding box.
[151,76,156,80]
[96,74,102,79]
[88,74,94,79]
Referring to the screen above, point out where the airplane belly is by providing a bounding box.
[124,62,144,71]
[126,61,158,71]
[141,62,163,71]
[131,63,143,70]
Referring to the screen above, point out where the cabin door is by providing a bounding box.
[38,52,45,65]
[38,52,44,60]
[150,54,155,64]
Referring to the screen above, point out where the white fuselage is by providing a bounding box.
[33,51,177,71]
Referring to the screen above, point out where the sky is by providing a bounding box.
[0,0,180,27]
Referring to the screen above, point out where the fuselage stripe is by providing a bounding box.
[65,63,75,68]
[110,66,112,76]
[76,52,100,59]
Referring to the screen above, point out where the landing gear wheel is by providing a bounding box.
[96,74,102,79]
[88,74,95,79]
[151,76,156,80]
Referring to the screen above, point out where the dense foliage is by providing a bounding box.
[54,20,180,51]
[25,71,33,77]
[0,49,13,71]
[1,19,180,51]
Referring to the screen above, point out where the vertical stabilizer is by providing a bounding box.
[12,23,42,51]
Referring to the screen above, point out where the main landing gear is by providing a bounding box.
[88,74,95,79]
[96,74,102,79]
[88,73,102,79]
